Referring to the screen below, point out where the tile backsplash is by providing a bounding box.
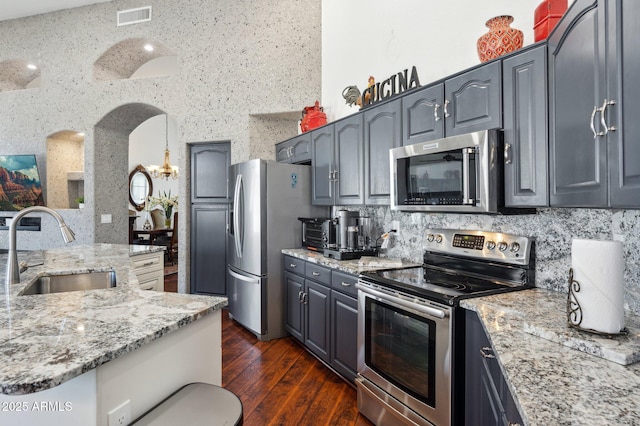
[340,206,640,315]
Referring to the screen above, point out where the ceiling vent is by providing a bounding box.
[117,6,152,27]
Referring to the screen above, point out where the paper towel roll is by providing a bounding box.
[571,239,625,334]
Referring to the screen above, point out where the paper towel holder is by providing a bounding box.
[566,268,628,337]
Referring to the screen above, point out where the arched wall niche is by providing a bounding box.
[46,130,85,209]
[93,38,177,81]
[93,102,169,244]
[0,59,41,92]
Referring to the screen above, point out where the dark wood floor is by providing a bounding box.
[221,309,374,426]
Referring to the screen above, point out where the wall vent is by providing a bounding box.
[117,6,152,27]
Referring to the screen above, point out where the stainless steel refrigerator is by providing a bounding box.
[227,159,325,341]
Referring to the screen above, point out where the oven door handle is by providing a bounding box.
[356,283,448,320]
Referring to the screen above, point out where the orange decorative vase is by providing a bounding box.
[477,15,524,63]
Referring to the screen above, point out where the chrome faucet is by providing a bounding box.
[6,206,76,285]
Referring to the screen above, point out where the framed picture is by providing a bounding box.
[0,155,45,211]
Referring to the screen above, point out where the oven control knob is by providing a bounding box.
[510,242,520,253]
[427,234,435,242]
[497,242,508,251]
[435,234,443,243]
[486,241,496,250]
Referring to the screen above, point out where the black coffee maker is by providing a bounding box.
[323,210,377,260]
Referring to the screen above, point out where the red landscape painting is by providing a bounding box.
[0,155,44,211]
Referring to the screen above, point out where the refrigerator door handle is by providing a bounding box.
[228,267,259,283]
[233,173,243,258]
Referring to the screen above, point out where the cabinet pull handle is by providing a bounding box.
[288,146,293,157]
[312,271,320,276]
[302,292,308,304]
[590,105,604,138]
[333,170,338,182]
[341,282,351,287]
[504,143,512,165]
[434,103,441,122]
[600,99,617,134]
[443,100,451,118]
[480,347,495,359]
[290,263,297,268]
[298,291,303,302]
[141,261,156,267]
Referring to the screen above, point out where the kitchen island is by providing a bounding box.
[462,289,640,425]
[0,244,227,426]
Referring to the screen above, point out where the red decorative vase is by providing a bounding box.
[477,15,524,63]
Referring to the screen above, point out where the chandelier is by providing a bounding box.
[147,114,179,180]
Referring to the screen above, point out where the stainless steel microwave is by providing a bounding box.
[390,129,502,213]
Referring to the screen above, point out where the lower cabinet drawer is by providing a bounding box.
[137,270,164,291]
[331,271,358,297]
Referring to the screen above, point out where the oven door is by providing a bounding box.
[356,282,452,426]
[390,129,500,213]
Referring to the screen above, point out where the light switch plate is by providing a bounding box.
[101,214,112,224]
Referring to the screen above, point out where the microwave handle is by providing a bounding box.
[462,148,474,205]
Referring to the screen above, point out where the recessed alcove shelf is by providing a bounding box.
[93,38,177,81]
[46,131,84,209]
[0,59,41,92]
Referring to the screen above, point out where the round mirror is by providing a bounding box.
[129,164,153,211]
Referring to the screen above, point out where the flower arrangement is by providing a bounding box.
[148,190,178,221]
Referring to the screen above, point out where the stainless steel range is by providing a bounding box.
[356,229,534,426]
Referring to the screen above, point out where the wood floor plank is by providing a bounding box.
[221,309,373,425]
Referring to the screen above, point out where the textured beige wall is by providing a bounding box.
[0,0,321,252]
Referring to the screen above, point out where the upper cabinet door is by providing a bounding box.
[609,0,640,207]
[444,60,502,136]
[335,115,365,205]
[548,0,607,207]
[402,84,445,145]
[364,99,402,205]
[311,125,335,205]
[503,45,549,207]
[276,134,311,164]
[190,142,231,203]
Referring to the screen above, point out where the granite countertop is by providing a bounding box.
[282,248,420,275]
[0,244,227,395]
[462,289,640,425]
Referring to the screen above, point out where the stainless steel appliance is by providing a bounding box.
[323,210,378,260]
[390,129,503,213]
[356,229,534,426]
[227,159,325,341]
[298,217,328,251]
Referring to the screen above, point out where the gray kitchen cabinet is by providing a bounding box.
[330,270,359,383]
[364,98,402,204]
[276,133,311,164]
[334,115,365,205]
[283,256,331,363]
[311,125,335,205]
[445,60,502,137]
[283,255,359,383]
[549,0,640,207]
[190,204,228,295]
[465,310,523,426]
[284,270,304,341]
[402,83,445,145]
[503,44,549,207]
[401,61,501,146]
[304,279,331,363]
[311,115,364,205]
[190,143,231,203]
[190,142,230,296]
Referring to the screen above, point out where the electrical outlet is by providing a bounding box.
[391,220,400,233]
[108,399,131,426]
[101,214,112,224]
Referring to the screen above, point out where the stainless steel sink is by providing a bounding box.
[20,270,117,295]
